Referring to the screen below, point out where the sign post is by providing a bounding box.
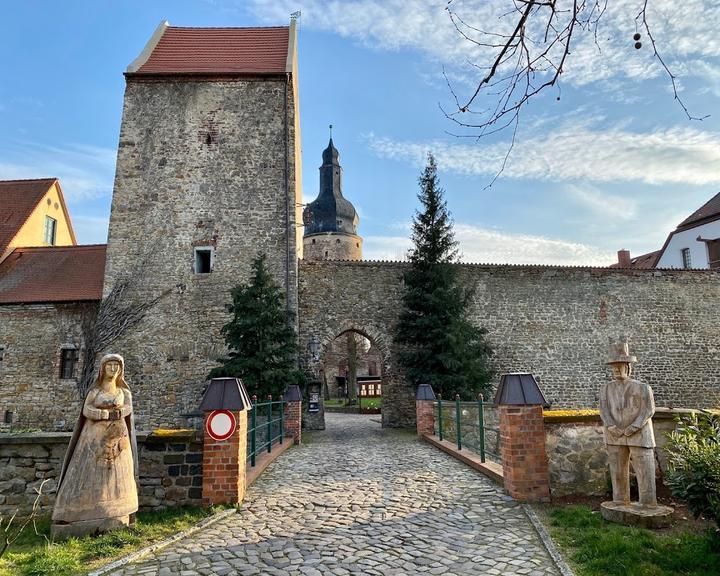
[199,378,251,506]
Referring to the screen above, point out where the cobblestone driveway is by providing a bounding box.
[113,413,559,576]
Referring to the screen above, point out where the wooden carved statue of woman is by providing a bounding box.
[52,354,138,539]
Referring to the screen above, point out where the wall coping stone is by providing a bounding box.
[0,430,203,445]
[543,406,716,425]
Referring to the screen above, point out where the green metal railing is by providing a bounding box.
[248,395,285,467]
[435,393,500,463]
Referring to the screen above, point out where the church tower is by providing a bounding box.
[303,139,362,260]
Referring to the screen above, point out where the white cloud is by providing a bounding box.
[250,0,720,90]
[566,185,637,220]
[0,142,116,201]
[365,120,720,185]
[363,223,617,265]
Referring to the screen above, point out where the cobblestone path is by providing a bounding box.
[113,414,560,576]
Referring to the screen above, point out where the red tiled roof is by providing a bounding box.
[609,250,661,269]
[0,178,57,255]
[677,191,720,230]
[0,245,106,304]
[133,26,290,75]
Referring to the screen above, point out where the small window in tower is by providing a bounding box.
[325,250,329,258]
[0,346,5,361]
[312,239,316,244]
[44,216,57,245]
[194,247,214,274]
[356,243,359,248]
[336,239,341,244]
[60,347,79,379]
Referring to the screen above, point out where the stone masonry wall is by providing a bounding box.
[0,431,203,517]
[102,77,300,429]
[545,409,695,497]
[303,233,362,261]
[298,261,720,427]
[0,303,92,430]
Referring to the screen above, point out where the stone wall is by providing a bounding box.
[0,303,92,430]
[544,408,694,497]
[0,431,203,516]
[298,260,720,427]
[303,233,362,261]
[102,76,301,429]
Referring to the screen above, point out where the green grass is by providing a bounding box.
[0,506,222,576]
[545,505,720,576]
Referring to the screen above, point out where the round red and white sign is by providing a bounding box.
[206,410,237,442]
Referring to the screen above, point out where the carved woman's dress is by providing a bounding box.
[52,355,138,538]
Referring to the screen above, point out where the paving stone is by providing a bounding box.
[115,414,559,575]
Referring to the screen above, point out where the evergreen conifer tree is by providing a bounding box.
[394,153,493,399]
[208,253,302,398]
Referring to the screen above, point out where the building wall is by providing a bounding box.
[303,233,362,261]
[0,303,91,430]
[656,220,720,269]
[8,182,75,254]
[102,76,299,429]
[298,260,720,427]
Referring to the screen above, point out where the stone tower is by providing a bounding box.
[102,20,303,428]
[303,139,362,260]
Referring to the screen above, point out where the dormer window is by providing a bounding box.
[194,247,214,274]
[44,216,57,245]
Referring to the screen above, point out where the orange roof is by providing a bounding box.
[130,25,290,76]
[0,245,106,304]
[609,250,661,269]
[677,191,720,231]
[0,178,59,255]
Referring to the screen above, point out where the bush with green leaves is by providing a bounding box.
[664,412,720,530]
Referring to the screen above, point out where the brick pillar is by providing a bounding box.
[416,401,435,436]
[202,410,248,506]
[499,405,550,501]
[284,400,302,444]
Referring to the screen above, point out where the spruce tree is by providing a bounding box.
[394,153,493,399]
[208,253,302,398]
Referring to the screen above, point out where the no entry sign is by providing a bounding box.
[206,409,237,441]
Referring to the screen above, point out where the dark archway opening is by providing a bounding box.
[319,329,383,415]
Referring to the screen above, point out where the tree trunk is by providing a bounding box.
[346,332,358,405]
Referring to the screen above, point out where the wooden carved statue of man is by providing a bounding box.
[599,341,657,507]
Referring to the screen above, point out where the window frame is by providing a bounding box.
[59,347,79,380]
[681,247,692,269]
[44,216,57,245]
[194,246,215,274]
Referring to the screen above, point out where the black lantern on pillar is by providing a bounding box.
[308,335,321,362]
[493,372,549,407]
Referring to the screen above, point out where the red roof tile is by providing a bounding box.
[609,250,661,269]
[0,178,57,255]
[133,26,290,75]
[0,245,106,304]
[677,191,720,230]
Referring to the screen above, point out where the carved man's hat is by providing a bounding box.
[606,340,637,365]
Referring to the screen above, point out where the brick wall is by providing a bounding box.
[284,401,302,444]
[499,405,550,501]
[416,401,434,436]
[202,411,247,505]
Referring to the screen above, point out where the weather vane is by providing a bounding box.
[329,124,333,139]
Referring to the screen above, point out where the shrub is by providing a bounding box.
[664,412,720,530]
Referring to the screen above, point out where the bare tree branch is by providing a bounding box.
[445,0,707,185]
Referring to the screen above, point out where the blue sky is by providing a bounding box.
[2,0,719,265]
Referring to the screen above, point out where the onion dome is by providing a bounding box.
[303,139,359,235]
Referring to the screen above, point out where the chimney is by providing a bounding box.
[617,249,631,268]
